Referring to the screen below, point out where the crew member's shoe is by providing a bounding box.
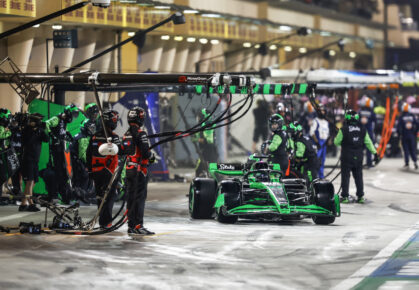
[128,225,155,236]
[415,163,418,170]
[99,223,113,230]
[26,204,40,212]
[404,163,409,169]
[356,197,365,204]
[18,204,28,211]
[340,196,349,204]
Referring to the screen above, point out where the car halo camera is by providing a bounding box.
[91,0,111,8]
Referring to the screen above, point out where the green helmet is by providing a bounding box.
[0,108,11,126]
[289,121,303,138]
[201,108,210,119]
[344,109,359,123]
[85,103,99,120]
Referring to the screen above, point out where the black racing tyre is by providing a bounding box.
[311,180,336,225]
[312,193,336,225]
[312,215,335,225]
[189,178,217,219]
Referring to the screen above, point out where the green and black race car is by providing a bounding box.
[189,155,340,225]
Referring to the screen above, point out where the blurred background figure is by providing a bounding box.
[252,99,270,153]
[310,104,330,178]
[397,103,418,169]
[193,108,218,177]
[299,101,317,134]
[359,96,377,168]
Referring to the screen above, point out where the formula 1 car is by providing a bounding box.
[189,155,340,225]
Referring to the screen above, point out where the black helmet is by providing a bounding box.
[85,103,99,120]
[345,109,359,123]
[63,104,79,123]
[81,119,96,136]
[103,109,119,130]
[269,114,284,133]
[127,106,146,127]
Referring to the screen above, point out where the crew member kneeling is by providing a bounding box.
[122,107,155,236]
[290,121,319,183]
[334,110,378,204]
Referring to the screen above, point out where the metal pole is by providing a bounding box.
[384,2,389,69]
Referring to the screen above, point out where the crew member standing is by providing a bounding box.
[266,114,289,174]
[87,110,121,229]
[45,104,79,199]
[334,110,378,204]
[310,104,330,178]
[122,107,155,235]
[359,97,377,168]
[20,113,49,211]
[397,103,418,169]
[193,108,218,177]
[252,99,270,153]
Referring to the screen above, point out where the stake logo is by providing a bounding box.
[219,164,235,170]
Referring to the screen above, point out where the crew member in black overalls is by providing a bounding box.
[397,103,418,169]
[265,114,289,174]
[122,107,155,235]
[87,110,121,229]
[45,104,79,199]
[290,121,319,183]
[334,110,378,204]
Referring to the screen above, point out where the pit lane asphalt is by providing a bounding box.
[0,158,419,290]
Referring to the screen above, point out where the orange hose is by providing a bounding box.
[379,97,399,159]
[377,97,390,156]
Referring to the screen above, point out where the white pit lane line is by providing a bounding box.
[0,210,43,223]
[332,219,419,290]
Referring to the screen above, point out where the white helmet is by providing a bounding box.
[276,102,285,113]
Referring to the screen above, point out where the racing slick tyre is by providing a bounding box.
[215,180,240,224]
[311,180,336,225]
[189,178,217,219]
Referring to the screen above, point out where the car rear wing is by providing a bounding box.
[208,163,244,178]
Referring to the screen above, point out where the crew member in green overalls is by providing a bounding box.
[193,108,218,177]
